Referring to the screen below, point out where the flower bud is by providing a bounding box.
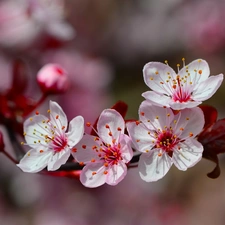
[37,64,69,95]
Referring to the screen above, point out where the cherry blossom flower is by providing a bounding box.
[142,59,223,110]
[37,64,69,94]
[17,101,84,173]
[72,109,133,188]
[126,101,204,182]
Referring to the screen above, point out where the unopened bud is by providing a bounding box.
[37,64,69,94]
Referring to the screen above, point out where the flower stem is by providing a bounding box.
[2,150,18,164]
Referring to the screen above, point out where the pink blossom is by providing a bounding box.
[127,101,204,182]
[17,101,84,172]
[37,64,69,94]
[72,109,133,188]
[0,0,74,50]
[142,59,223,110]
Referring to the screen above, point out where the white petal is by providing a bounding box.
[172,139,203,171]
[97,109,125,145]
[72,134,102,163]
[126,121,155,153]
[80,162,106,188]
[142,91,171,107]
[17,149,51,173]
[24,115,51,147]
[106,162,127,185]
[47,22,75,40]
[143,62,176,95]
[179,59,210,84]
[47,149,70,171]
[49,100,68,131]
[67,115,84,146]
[119,134,133,162]
[172,107,204,140]
[192,74,223,101]
[169,100,201,110]
[139,149,173,182]
[139,101,174,131]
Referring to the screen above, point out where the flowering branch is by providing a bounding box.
[1,58,225,188]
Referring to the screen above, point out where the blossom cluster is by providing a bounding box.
[17,59,224,187]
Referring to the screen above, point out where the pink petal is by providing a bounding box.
[106,162,127,185]
[138,149,173,182]
[179,59,210,84]
[172,108,204,140]
[119,134,133,162]
[49,100,68,131]
[172,139,203,171]
[192,74,223,101]
[17,149,52,173]
[143,62,176,95]
[139,101,174,131]
[126,121,155,153]
[142,91,171,107]
[80,162,106,188]
[72,134,102,163]
[47,149,71,171]
[67,115,84,146]
[24,114,51,147]
[97,109,125,145]
[169,101,201,110]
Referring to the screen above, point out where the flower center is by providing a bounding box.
[172,75,191,103]
[156,130,177,153]
[102,144,122,165]
[50,134,68,152]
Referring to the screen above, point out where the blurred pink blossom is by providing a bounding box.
[0,0,75,50]
[43,50,113,123]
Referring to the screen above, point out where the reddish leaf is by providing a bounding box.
[199,105,218,128]
[198,118,225,178]
[198,119,225,155]
[8,59,28,96]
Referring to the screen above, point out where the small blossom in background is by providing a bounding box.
[37,63,69,95]
[127,101,205,182]
[0,0,74,50]
[142,59,223,110]
[17,100,84,172]
[72,109,133,188]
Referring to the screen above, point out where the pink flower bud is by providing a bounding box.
[37,64,69,95]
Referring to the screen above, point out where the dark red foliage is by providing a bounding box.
[0,60,38,135]
[198,105,225,178]
[0,131,5,152]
